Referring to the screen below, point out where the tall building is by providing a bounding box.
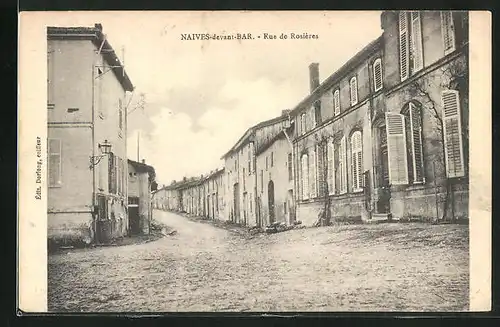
[47,24,134,245]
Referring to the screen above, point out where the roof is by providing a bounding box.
[47,24,134,92]
[127,159,156,182]
[220,113,290,159]
[289,35,383,117]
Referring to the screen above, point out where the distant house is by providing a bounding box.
[128,159,156,235]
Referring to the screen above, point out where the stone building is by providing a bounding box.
[289,10,468,225]
[47,24,134,245]
[221,112,291,227]
[127,159,156,235]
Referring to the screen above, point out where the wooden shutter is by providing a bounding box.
[351,131,363,191]
[48,138,62,186]
[399,11,410,81]
[309,149,317,198]
[333,89,340,116]
[441,90,464,178]
[301,154,309,199]
[108,152,116,194]
[373,59,383,92]
[317,144,325,197]
[350,77,358,106]
[441,11,456,55]
[327,141,335,195]
[408,103,425,183]
[411,11,424,72]
[385,113,409,185]
[339,136,347,193]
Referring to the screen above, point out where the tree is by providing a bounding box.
[407,56,468,222]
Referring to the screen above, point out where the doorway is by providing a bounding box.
[268,180,275,224]
[128,196,140,235]
[233,183,240,223]
[377,125,391,214]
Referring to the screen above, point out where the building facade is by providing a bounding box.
[128,159,156,235]
[47,24,134,245]
[290,10,468,225]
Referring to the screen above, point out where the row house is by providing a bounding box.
[128,159,156,235]
[47,24,134,245]
[221,112,291,227]
[289,10,468,225]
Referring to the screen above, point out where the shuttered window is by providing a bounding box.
[411,11,424,72]
[108,152,117,194]
[327,140,335,195]
[317,144,325,197]
[399,11,410,81]
[310,149,317,198]
[339,136,348,194]
[349,77,358,106]
[333,89,340,116]
[441,11,456,55]
[442,90,465,178]
[48,138,62,187]
[301,154,309,200]
[314,101,322,125]
[404,103,425,183]
[351,131,363,192]
[385,113,409,185]
[373,58,383,92]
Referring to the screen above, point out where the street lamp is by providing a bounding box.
[89,139,112,169]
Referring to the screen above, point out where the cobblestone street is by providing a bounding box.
[48,210,469,312]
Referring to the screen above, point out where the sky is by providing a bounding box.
[48,11,383,186]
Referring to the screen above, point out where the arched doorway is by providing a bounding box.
[268,180,275,224]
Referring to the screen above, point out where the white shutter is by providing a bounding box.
[351,131,363,192]
[327,141,335,195]
[399,11,410,81]
[302,154,309,200]
[339,136,347,193]
[441,11,456,55]
[350,77,358,106]
[441,90,465,178]
[310,149,317,198]
[48,138,62,187]
[385,113,409,185]
[409,103,425,183]
[333,89,340,116]
[373,59,383,92]
[411,11,424,72]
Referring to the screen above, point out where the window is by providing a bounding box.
[301,154,309,200]
[399,11,424,81]
[351,131,363,192]
[442,90,465,178]
[243,168,246,190]
[309,149,317,198]
[333,89,340,116]
[314,100,322,125]
[266,156,268,170]
[271,152,274,167]
[108,152,117,194]
[301,113,306,135]
[441,11,456,55]
[327,140,335,195]
[403,102,425,183]
[339,136,348,194]
[349,76,358,106]
[373,58,383,92]
[287,153,293,181]
[385,112,409,185]
[48,138,62,187]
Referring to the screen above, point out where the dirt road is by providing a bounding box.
[48,210,469,312]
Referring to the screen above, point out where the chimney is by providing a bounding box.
[141,159,145,164]
[94,23,103,31]
[309,63,320,93]
[281,109,291,117]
